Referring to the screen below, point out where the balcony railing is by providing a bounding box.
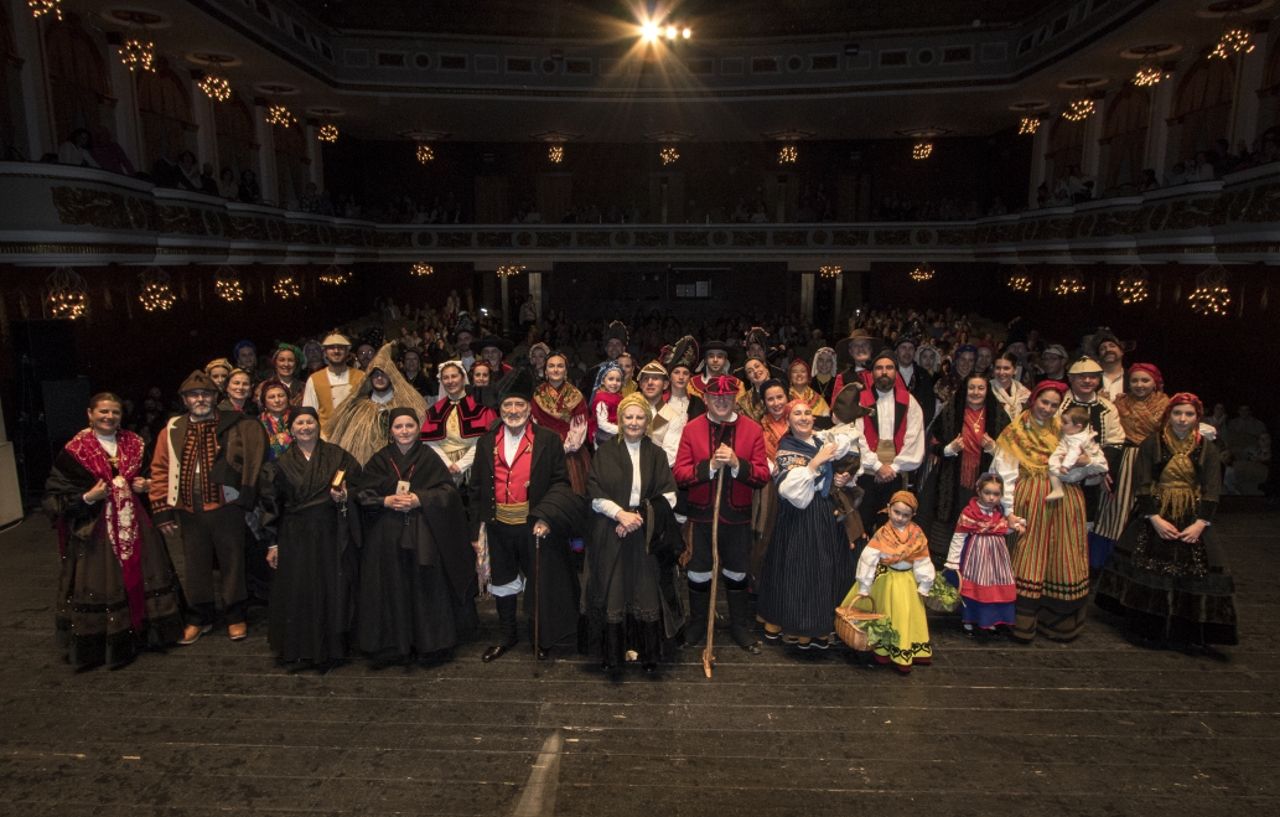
[1,162,1278,268]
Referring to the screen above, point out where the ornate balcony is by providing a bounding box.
[2,161,1278,269]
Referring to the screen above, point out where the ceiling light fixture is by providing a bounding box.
[1209,28,1255,60]
[1062,98,1096,122]
[318,123,339,143]
[912,142,933,160]
[28,1,62,22]
[1018,116,1041,135]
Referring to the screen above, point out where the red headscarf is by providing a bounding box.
[1128,363,1164,391]
[1163,392,1204,424]
[1026,379,1068,409]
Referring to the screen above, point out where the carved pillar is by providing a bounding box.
[1028,120,1051,208]
[253,98,277,205]
[190,73,217,169]
[528,271,543,324]
[11,1,54,157]
[1230,27,1268,149]
[1145,66,1177,179]
[1081,98,1106,182]
[799,270,815,325]
[305,121,324,188]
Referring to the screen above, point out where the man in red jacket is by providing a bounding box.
[674,374,770,654]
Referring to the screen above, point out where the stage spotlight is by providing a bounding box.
[666,25,677,40]
[640,21,659,42]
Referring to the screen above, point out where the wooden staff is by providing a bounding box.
[701,467,726,679]
[533,529,544,677]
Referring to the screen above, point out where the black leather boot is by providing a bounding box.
[482,595,519,662]
[725,578,762,654]
[601,623,625,673]
[682,581,711,648]
[638,620,663,673]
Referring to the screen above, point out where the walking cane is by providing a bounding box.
[533,528,544,677]
[702,467,726,679]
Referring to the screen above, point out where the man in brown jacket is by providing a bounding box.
[150,370,268,643]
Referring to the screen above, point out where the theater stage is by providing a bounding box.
[0,509,1276,816]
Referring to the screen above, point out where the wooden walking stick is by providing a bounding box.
[533,528,544,676]
[702,467,726,679]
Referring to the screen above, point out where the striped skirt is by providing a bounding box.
[757,493,853,639]
[1091,443,1137,542]
[1011,471,1090,642]
[957,533,1016,630]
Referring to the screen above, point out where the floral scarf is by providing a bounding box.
[260,411,293,460]
[996,410,1060,476]
[960,406,986,490]
[1157,425,1200,520]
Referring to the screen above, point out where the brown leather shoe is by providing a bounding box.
[179,623,212,645]
[227,622,248,641]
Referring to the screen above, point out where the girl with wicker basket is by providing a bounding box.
[842,490,935,673]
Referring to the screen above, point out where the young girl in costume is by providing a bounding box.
[944,473,1026,636]
[589,362,625,448]
[843,490,935,673]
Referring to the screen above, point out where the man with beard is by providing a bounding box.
[853,351,926,537]
[893,336,936,428]
[1093,331,1127,401]
[469,369,583,662]
[674,374,770,655]
[303,333,366,436]
[476,336,514,379]
[635,360,680,466]
[688,340,743,400]
[150,370,268,644]
[832,328,878,396]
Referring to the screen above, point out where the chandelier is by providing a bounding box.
[266,104,296,127]
[912,142,933,160]
[819,265,842,279]
[1007,267,1032,293]
[1209,28,1255,60]
[1115,266,1150,305]
[1018,117,1041,135]
[318,265,351,286]
[1132,65,1164,87]
[45,268,89,320]
[909,263,935,283]
[28,1,62,21]
[497,264,526,279]
[777,144,798,165]
[318,123,339,143]
[119,37,156,73]
[198,74,231,102]
[272,269,302,300]
[411,262,434,277]
[1188,266,1231,316]
[1052,271,1086,297]
[1062,98,1096,122]
[660,145,680,165]
[416,143,435,164]
[548,144,564,164]
[214,266,243,303]
[138,269,176,313]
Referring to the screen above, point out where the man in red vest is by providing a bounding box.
[674,374,770,654]
[469,368,583,662]
[855,351,926,537]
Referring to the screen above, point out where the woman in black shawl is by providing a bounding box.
[260,407,361,670]
[919,373,1008,563]
[354,407,476,666]
[585,392,683,674]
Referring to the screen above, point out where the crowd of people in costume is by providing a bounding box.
[44,304,1244,676]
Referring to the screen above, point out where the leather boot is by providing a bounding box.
[638,620,663,672]
[601,623,625,672]
[482,595,519,662]
[682,581,711,648]
[725,579,762,654]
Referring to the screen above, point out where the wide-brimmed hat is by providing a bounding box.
[321,332,351,348]
[179,370,219,395]
[834,329,880,366]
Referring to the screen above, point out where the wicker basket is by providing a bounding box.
[923,594,960,614]
[834,597,885,651]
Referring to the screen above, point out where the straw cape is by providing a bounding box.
[327,343,428,464]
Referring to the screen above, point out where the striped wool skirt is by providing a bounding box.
[1011,470,1090,642]
[956,532,1016,630]
[757,492,853,640]
[1091,443,1138,542]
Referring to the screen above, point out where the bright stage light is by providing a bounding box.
[640,21,659,42]
[666,25,677,39]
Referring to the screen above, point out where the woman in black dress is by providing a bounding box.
[42,392,184,669]
[354,408,476,666]
[260,407,361,670]
[585,392,683,673]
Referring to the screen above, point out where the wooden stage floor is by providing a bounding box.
[0,508,1277,816]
